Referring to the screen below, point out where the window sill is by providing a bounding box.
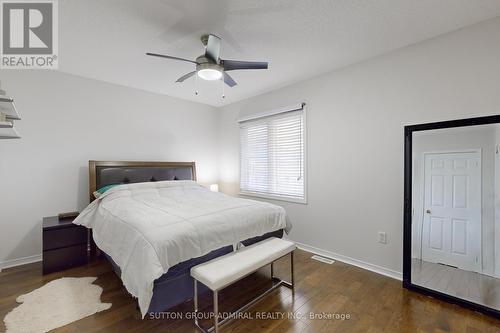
[239,191,307,205]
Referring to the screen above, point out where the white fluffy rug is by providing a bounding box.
[4,277,111,333]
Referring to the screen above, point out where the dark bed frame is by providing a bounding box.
[87,160,283,314]
[89,160,197,202]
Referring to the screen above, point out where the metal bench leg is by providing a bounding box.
[194,279,199,328]
[213,290,219,333]
[272,251,295,287]
[192,250,295,333]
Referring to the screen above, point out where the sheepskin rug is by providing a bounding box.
[4,277,111,333]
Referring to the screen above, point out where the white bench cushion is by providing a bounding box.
[191,237,296,291]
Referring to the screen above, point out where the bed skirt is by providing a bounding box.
[103,229,284,314]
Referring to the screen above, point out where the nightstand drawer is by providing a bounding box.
[43,226,87,251]
[43,244,88,274]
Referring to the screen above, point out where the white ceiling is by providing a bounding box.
[59,0,500,107]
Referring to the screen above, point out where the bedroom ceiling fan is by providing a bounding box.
[146,34,268,88]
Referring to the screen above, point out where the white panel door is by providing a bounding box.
[421,151,481,272]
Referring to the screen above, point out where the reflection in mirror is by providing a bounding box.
[411,123,500,310]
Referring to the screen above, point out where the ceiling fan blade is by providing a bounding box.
[221,59,268,71]
[146,53,198,64]
[175,71,196,83]
[205,34,221,63]
[223,72,237,87]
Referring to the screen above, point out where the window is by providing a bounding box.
[239,105,306,203]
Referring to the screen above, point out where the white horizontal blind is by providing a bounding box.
[240,108,305,202]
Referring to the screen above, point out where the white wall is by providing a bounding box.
[0,70,219,267]
[217,17,500,277]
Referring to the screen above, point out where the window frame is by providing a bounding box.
[238,104,307,204]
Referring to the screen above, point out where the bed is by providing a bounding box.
[74,161,289,317]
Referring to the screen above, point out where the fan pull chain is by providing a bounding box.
[221,77,225,99]
[195,73,199,96]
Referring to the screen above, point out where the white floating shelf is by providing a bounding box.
[0,121,13,128]
[0,125,20,139]
[0,97,21,120]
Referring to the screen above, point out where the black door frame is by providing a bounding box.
[403,114,500,319]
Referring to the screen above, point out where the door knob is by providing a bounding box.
[426,209,431,214]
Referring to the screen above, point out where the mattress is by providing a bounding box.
[74,180,290,317]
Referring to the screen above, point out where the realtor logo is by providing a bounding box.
[0,0,58,69]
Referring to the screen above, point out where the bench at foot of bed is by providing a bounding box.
[191,237,296,333]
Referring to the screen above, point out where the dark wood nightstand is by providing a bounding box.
[42,216,88,274]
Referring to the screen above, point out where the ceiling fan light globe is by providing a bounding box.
[197,68,222,81]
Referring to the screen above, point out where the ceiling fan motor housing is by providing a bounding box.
[195,55,223,80]
[196,62,222,72]
[196,55,218,65]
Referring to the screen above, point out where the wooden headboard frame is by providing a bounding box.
[88,160,197,203]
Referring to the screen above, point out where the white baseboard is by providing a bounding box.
[294,241,402,281]
[0,254,42,271]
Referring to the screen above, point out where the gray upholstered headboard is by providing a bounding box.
[88,161,196,202]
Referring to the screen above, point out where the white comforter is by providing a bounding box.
[73,180,289,317]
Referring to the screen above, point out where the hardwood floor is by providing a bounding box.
[411,259,500,310]
[1,249,500,332]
